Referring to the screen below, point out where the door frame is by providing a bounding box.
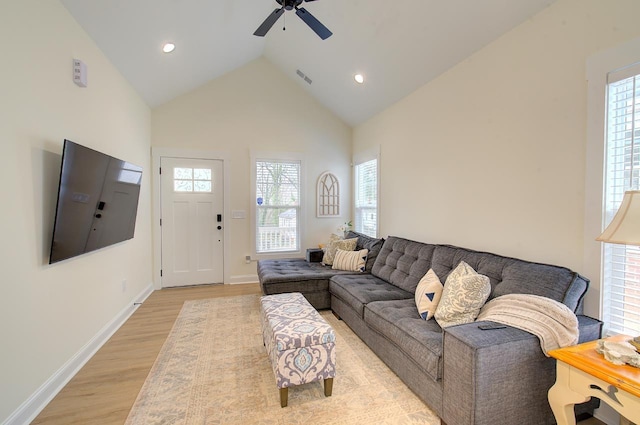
[151,147,230,289]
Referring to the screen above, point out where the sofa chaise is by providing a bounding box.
[257,232,602,425]
[258,231,385,310]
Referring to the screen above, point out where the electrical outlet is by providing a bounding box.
[121,279,127,293]
[245,255,251,264]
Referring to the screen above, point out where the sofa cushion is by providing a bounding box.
[332,248,368,272]
[415,269,444,320]
[430,245,589,313]
[371,236,436,293]
[329,274,413,318]
[323,236,358,266]
[365,298,444,381]
[435,261,491,328]
[346,230,385,272]
[259,258,349,281]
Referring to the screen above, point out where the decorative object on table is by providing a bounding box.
[595,339,640,367]
[337,220,352,238]
[316,171,340,217]
[630,336,640,352]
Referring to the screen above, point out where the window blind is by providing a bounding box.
[602,66,640,335]
[354,158,377,237]
[255,159,301,253]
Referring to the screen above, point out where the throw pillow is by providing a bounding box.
[332,249,369,272]
[345,230,385,272]
[415,269,444,320]
[435,261,491,328]
[322,237,358,266]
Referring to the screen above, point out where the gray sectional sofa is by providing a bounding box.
[257,232,602,425]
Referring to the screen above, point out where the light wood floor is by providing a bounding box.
[32,283,262,425]
[32,282,606,425]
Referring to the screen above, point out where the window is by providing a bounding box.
[354,156,378,237]
[253,157,302,254]
[602,65,640,335]
[173,167,212,192]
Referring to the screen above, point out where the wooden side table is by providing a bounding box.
[548,335,640,425]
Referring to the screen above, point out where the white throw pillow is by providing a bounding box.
[332,249,369,272]
[435,261,491,328]
[415,269,444,320]
[322,237,358,265]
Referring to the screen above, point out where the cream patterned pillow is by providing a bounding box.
[322,237,358,265]
[434,261,491,328]
[415,269,444,320]
[332,249,369,272]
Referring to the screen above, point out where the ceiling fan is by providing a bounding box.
[253,0,332,40]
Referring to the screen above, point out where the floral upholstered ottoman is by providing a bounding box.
[260,292,336,407]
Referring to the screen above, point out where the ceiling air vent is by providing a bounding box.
[296,69,312,85]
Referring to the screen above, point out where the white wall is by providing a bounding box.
[353,0,640,320]
[151,57,352,283]
[0,1,152,423]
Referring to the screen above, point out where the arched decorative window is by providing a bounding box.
[317,172,340,217]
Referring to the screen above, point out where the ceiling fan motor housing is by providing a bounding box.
[276,0,305,10]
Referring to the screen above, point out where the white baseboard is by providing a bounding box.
[228,274,259,284]
[3,283,154,425]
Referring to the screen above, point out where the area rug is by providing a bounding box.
[125,294,440,425]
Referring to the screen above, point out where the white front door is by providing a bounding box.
[160,157,224,287]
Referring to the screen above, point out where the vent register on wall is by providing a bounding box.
[49,140,143,264]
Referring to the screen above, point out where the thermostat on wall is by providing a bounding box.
[73,59,87,87]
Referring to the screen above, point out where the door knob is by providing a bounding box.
[217,225,222,230]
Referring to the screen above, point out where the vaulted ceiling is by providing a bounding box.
[60,0,556,126]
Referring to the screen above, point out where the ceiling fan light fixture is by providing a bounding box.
[162,43,175,53]
[354,74,364,84]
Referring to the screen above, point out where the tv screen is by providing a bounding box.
[49,140,143,264]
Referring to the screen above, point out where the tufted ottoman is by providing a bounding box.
[260,292,336,407]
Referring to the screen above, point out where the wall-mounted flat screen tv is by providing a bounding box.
[49,139,143,264]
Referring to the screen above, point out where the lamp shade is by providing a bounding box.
[597,190,640,245]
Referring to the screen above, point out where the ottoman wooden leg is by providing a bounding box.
[279,387,288,408]
[324,378,333,397]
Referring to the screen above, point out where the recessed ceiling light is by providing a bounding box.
[354,74,364,84]
[162,43,175,53]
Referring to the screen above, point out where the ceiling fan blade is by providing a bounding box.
[295,7,332,40]
[253,8,284,37]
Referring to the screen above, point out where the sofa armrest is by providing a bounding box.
[442,316,601,425]
[577,314,603,343]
